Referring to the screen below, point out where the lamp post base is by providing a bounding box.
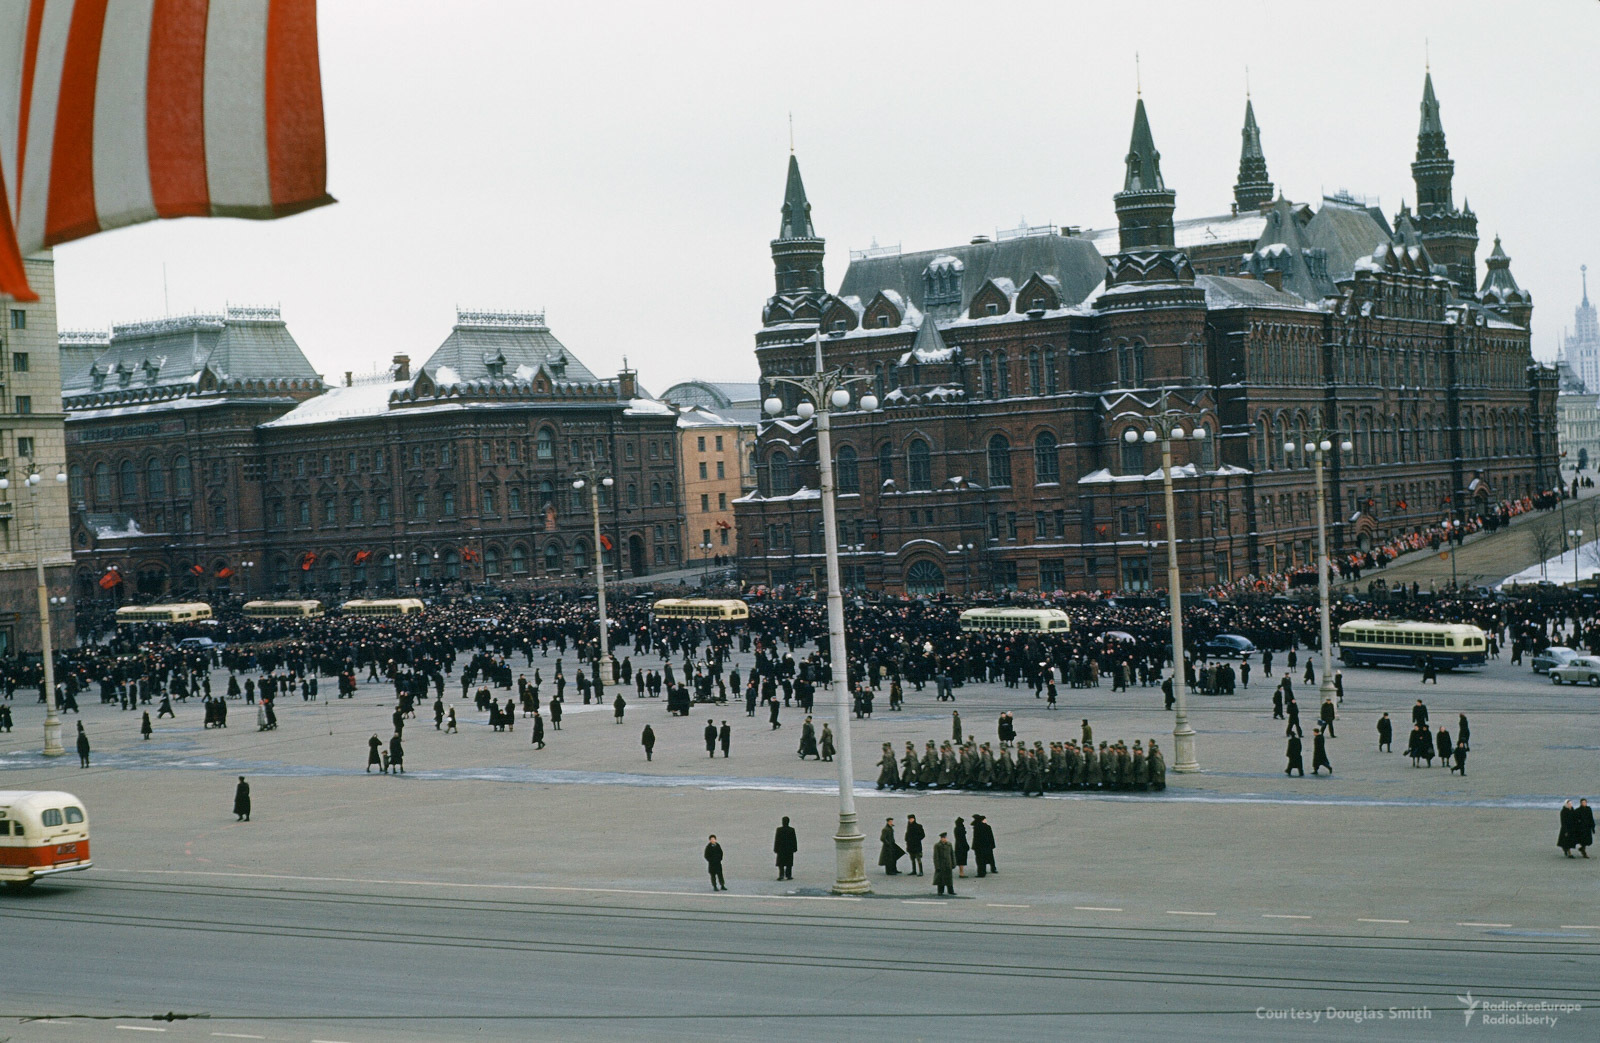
[1172,723,1199,773]
[42,712,64,758]
[831,812,870,895]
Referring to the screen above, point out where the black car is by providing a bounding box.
[1197,634,1256,659]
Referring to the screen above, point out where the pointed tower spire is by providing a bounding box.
[1583,264,1590,308]
[1232,97,1273,214]
[1113,97,1176,251]
[764,153,827,328]
[1409,70,1478,294]
[777,153,816,240]
[1480,235,1532,327]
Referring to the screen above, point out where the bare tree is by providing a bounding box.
[1530,523,1558,582]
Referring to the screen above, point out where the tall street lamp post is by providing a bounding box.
[0,468,68,756]
[1293,435,1352,708]
[765,331,879,895]
[572,467,616,691]
[1123,404,1206,773]
[1569,528,1584,586]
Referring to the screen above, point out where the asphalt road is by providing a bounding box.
[2,872,1596,1042]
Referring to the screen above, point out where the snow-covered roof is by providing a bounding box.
[624,397,675,417]
[261,380,411,427]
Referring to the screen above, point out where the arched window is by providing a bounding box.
[483,547,500,577]
[650,481,662,505]
[1118,340,1145,386]
[836,445,859,494]
[1255,416,1271,470]
[627,482,638,507]
[1028,350,1041,394]
[173,455,190,494]
[325,556,342,587]
[94,462,110,501]
[982,354,996,399]
[442,549,460,580]
[536,427,554,460]
[146,458,166,495]
[574,540,590,570]
[539,479,554,508]
[1043,348,1058,394]
[1199,424,1216,470]
[545,542,562,572]
[68,464,84,502]
[987,434,1011,486]
[769,453,791,496]
[1034,431,1058,483]
[119,459,137,499]
[877,443,895,486]
[996,352,1010,396]
[907,439,931,491]
[511,544,528,574]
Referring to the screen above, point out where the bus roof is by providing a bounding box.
[0,790,86,811]
[243,599,323,609]
[340,598,424,609]
[959,607,1070,619]
[652,598,748,609]
[115,602,212,616]
[1338,619,1485,634]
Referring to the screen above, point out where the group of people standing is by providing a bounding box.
[876,719,1167,794]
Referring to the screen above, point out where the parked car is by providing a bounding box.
[1550,655,1600,685]
[176,636,219,651]
[1531,646,1580,674]
[1197,633,1257,659]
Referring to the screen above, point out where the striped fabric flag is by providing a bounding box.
[0,0,333,300]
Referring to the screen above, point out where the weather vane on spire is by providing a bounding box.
[1135,51,1141,96]
[788,111,794,153]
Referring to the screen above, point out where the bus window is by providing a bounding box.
[41,809,62,827]
[0,821,9,835]
[65,807,84,823]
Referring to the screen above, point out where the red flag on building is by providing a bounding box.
[189,563,205,575]
[215,566,234,578]
[300,551,316,571]
[461,546,479,563]
[353,549,372,565]
[0,0,334,300]
[599,534,613,552]
[98,569,121,589]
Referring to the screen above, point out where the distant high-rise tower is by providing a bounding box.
[1569,266,1600,393]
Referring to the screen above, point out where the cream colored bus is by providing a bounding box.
[339,598,425,618]
[115,603,213,626]
[242,600,325,619]
[651,598,749,622]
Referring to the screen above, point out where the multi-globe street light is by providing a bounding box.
[764,331,879,894]
[572,467,616,689]
[1122,404,1206,774]
[1288,435,1353,707]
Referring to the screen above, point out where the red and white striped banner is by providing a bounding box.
[0,0,332,300]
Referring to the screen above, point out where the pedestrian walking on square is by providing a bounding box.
[1241,659,1251,688]
[1285,733,1304,776]
[1559,801,1579,858]
[705,835,726,890]
[232,776,251,822]
[932,832,956,895]
[1272,688,1284,719]
[1413,699,1429,729]
[1311,728,1332,775]
[878,818,903,875]
[1285,697,1303,738]
[798,716,818,759]
[1576,799,1595,857]
[769,698,782,730]
[704,719,717,758]
[1420,657,1438,684]
[1319,697,1337,738]
[613,693,626,724]
[1303,659,1315,685]
[1457,713,1470,747]
[719,721,731,758]
[389,732,405,774]
[773,817,797,881]
[1451,740,1467,775]
[971,814,997,877]
[434,697,444,729]
[75,722,90,767]
[953,817,969,878]
[140,711,152,740]
[952,710,963,744]
[367,734,383,772]
[1436,726,1453,765]
[531,710,545,749]
[641,723,655,760]
[550,697,562,730]
[819,722,835,761]
[446,706,458,732]
[904,815,926,876]
[1377,713,1393,751]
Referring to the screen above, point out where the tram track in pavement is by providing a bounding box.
[14,873,1600,966]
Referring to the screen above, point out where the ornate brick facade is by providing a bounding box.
[736,77,1559,594]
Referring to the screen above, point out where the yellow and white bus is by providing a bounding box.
[652,598,749,622]
[242,600,325,619]
[340,598,425,618]
[115,603,213,626]
[1337,619,1488,670]
[959,607,1071,634]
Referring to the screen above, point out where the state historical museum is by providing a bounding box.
[736,74,1559,594]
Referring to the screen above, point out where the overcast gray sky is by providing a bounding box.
[49,0,1600,389]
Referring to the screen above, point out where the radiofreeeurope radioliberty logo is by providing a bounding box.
[1459,990,1480,1027]
[1458,991,1580,1029]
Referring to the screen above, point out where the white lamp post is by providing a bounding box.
[572,469,616,689]
[1570,529,1584,586]
[1291,436,1352,706]
[1123,405,1207,773]
[765,331,879,894]
[0,470,67,756]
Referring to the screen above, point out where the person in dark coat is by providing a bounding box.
[1451,740,1467,775]
[1311,727,1332,775]
[878,818,903,875]
[953,816,969,877]
[641,723,655,760]
[1559,801,1578,857]
[140,711,153,740]
[1575,799,1595,858]
[952,710,963,743]
[388,732,405,774]
[773,817,798,880]
[718,721,731,758]
[1420,657,1437,684]
[232,776,251,821]
[769,697,782,730]
[549,697,562,730]
[1377,713,1393,752]
[904,815,926,876]
[932,832,956,896]
[1284,697,1302,738]
[1285,733,1304,776]
[1412,699,1429,729]
[1272,688,1284,719]
[704,835,726,890]
[1436,726,1453,764]
[704,719,717,758]
[613,693,626,724]
[367,734,383,772]
[1457,713,1470,747]
[971,814,997,877]
[797,717,818,759]
[531,711,545,749]
[75,722,90,767]
[819,723,835,762]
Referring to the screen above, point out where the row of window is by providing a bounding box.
[262,433,677,482]
[72,457,192,502]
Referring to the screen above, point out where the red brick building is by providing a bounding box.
[736,76,1559,594]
